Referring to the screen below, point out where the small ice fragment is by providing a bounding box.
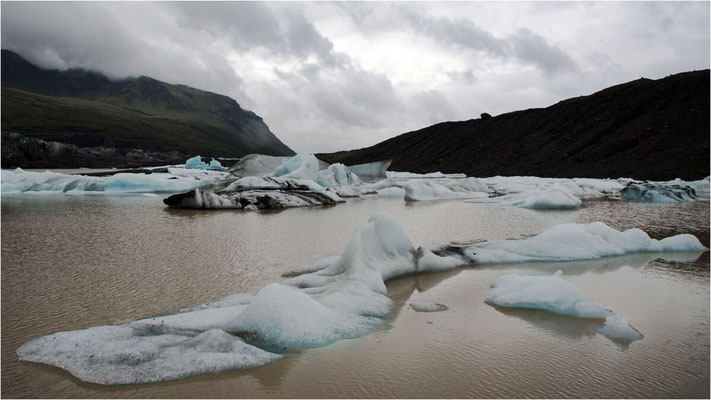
[409,301,449,312]
[485,271,610,318]
[594,315,644,341]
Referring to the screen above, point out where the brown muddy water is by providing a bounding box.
[1,193,709,398]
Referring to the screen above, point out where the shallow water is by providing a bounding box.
[1,193,709,398]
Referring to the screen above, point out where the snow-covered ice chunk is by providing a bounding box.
[317,163,362,187]
[376,187,406,198]
[485,271,610,318]
[274,154,322,181]
[229,283,375,349]
[594,315,644,341]
[409,301,449,312]
[404,178,488,201]
[1,168,220,194]
[621,181,704,202]
[457,221,708,264]
[17,326,282,385]
[470,186,581,209]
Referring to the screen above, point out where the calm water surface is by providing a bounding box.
[1,193,709,398]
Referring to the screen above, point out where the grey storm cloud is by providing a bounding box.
[398,7,578,76]
[1,2,708,153]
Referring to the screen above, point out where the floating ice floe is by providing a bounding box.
[594,315,644,341]
[404,178,489,201]
[486,270,644,342]
[481,176,618,200]
[185,155,227,171]
[431,221,708,264]
[409,301,449,312]
[1,168,224,194]
[485,271,609,318]
[17,213,706,384]
[620,179,708,202]
[468,185,581,209]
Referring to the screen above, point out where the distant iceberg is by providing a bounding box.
[273,154,361,187]
[620,179,708,202]
[17,213,705,384]
[469,185,582,209]
[404,178,489,201]
[1,168,225,194]
[185,155,227,171]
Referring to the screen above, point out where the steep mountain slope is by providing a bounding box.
[319,70,709,181]
[1,49,294,157]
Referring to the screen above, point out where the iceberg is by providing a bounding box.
[404,178,489,201]
[376,187,406,198]
[346,160,392,181]
[1,168,223,194]
[594,315,644,341]
[17,214,702,384]
[163,187,343,210]
[486,271,644,342]
[485,271,610,318]
[273,154,361,188]
[435,221,709,265]
[469,186,581,209]
[227,154,291,177]
[185,155,227,171]
[620,181,705,202]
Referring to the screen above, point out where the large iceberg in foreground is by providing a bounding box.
[17,213,460,384]
[17,214,705,384]
[486,271,644,342]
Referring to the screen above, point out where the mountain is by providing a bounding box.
[318,70,709,181]
[1,49,295,159]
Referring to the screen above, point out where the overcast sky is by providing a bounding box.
[2,2,709,153]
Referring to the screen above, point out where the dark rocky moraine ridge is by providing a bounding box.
[318,70,710,181]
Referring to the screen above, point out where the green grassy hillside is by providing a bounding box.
[1,49,294,157]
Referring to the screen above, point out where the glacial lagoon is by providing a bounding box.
[1,183,708,397]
